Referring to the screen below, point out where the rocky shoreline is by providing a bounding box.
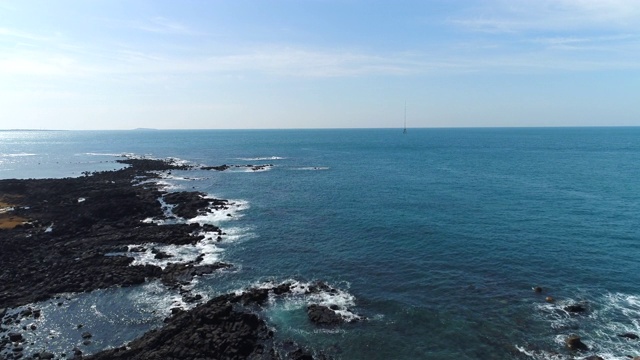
[0,158,356,360]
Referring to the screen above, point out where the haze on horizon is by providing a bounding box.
[1,0,639,130]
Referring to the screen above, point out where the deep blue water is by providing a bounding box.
[1,128,640,359]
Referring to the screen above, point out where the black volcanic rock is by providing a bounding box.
[162,191,212,219]
[201,164,230,171]
[307,304,344,325]
[85,295,272,360]
[0,158,216,309]
[161,262,232,289]
[564,303,588,313]
[565,335,588,351]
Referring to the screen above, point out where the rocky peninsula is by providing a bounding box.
[0,158,355,360]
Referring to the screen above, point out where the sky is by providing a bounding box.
[1,0,639,130]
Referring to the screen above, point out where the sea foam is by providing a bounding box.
[526,292,640,360]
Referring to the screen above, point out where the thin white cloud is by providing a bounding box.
[3,41,640,83]
[452,0,640,33]
[531,33,639,51]
[0,27,55,42]
[132,17,201,35]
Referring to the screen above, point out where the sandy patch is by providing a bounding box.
[0,196,27,229]
[0,214,27,229]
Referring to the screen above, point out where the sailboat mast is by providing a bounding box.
[403,101,407,134]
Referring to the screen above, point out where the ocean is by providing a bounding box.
[1,127,639,359]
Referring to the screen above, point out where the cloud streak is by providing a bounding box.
[130,17,201,35]
[451,0,640,33]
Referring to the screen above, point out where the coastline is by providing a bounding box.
[0,158,352,359]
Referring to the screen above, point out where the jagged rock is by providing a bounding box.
[162,191,212,219]
[234,288,270,306]
[161,262,232,289]
[201,164,230,171]
[565,335,588,350]
[273,282,292,295]
[307,304,344,325]
[306,281,332,294]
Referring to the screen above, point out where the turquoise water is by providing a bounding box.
[1,128,640,359]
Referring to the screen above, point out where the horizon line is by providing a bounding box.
[2,125,639,132]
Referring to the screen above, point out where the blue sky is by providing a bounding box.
[1,0,639,129]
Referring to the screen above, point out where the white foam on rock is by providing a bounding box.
[188,198,250,224]
[524,292,640,360]
[156,171,203,183]
[126,242,223,270]
[131,280,199,313]
[514,345,567,360]
[236,280,362,323]
[134,187,251,269]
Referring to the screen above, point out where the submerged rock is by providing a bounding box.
[618,332,639,340]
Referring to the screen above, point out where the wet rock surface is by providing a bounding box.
[565,335,589,351]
